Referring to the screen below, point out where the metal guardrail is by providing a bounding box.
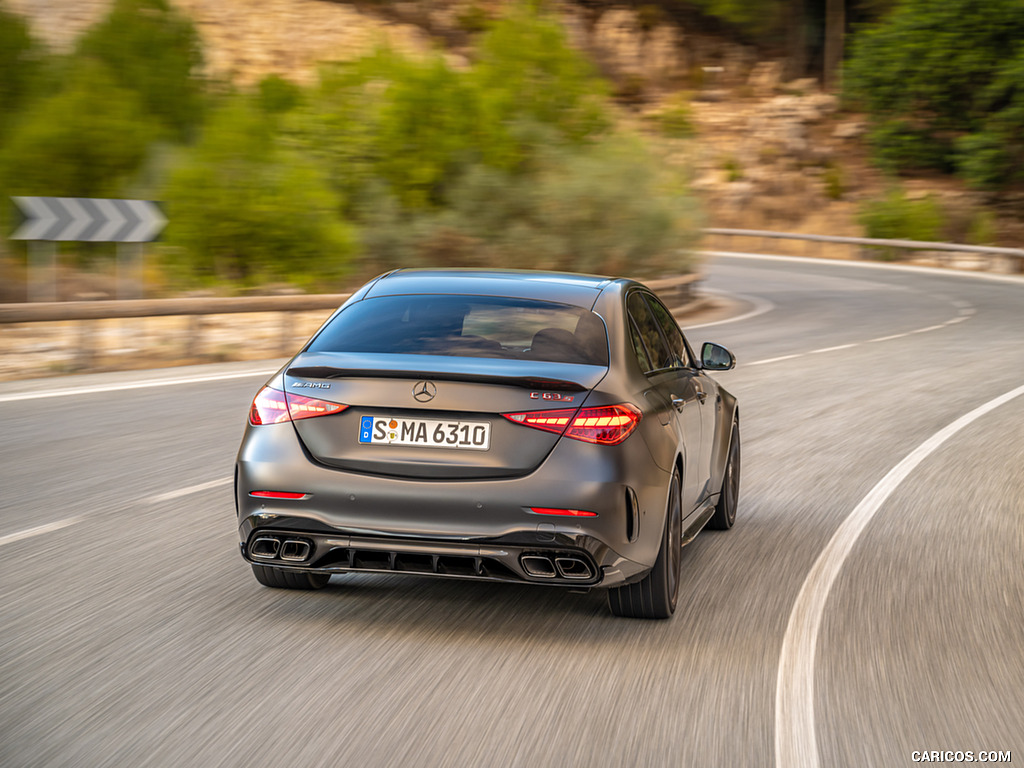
[0,293,353,324]
[0,274,701,324]
[0,274,702,373]
[703,228,1024,271]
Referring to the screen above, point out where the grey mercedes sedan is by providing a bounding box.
[236,269,739,618]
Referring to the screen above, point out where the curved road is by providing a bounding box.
[1,255,1022,767]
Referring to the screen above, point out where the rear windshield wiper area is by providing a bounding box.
[286,366,587,392]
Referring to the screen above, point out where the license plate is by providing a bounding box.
[358,416,490,450]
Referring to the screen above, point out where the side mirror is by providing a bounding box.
[701,342,735,371]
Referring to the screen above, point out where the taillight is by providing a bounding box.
[248,386,347,425]
[529,507,598,517]
[503,403,641,446]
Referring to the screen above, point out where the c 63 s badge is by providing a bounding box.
[530,392,574,402]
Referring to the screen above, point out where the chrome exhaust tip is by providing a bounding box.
[250,537,281,559]
[555,557,593,580]
[280,539,311,562]
[521,555,557,578]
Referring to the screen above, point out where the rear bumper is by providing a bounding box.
[236,421,673,589]
[240,528,608,586]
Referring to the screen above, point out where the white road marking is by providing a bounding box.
[147,477,232,504]
[0,517,83,547]
[746,307,973,366]
[1,477,234,546]
[775,382,1024,768]
[747,353,804,367]
[809,343,857,354]
[866,332,909,343]
[684,289,777,330]
[0,368,277,403]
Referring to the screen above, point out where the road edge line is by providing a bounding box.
[775,382,1024,768]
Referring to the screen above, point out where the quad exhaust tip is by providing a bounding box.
[555,557,593,580]
[249,536,312,563]
[280,539,311,562]
[521,555,557,578]
[520,554,594,581]
[250,537,281,559]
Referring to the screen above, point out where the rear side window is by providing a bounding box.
[646,295,691,368]
[626,292,671,371]
[308,295,609,366]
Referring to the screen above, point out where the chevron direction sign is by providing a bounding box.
[10,196,167,242]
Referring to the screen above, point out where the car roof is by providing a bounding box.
[363,268,620,309]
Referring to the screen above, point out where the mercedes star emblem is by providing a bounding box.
[413,381,437,402]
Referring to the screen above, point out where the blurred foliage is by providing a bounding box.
[290,6,611,213]
[358,136,696,277]
[162,99,354,288]
[846,0,1024,189]
[1,2,697,288]
[858,185,942,258]
[823,163,844,200]
[76,0,205,140]
[471,6,610,148]
[655,95,697,138]
[0,61,156,199]
[0,2,43,143]
[257,74,303,116]
[954,48,1024,189]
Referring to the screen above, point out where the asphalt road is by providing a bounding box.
[1,254,1022,768]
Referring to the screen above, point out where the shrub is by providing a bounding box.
[357,136,698,278]
[162,99,355,288]
[845,0,1024,187]
[257,74,303,116]
[76,0,205,140]
[656,96,697,139]
[288,4,694,279]
[0,1,44,143]
[858,185,942,260]
[0,61,156,199]
[823,164,844,200]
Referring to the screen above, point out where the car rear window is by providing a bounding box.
[308,295,609,366]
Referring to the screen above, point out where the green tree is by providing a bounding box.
[471,5,610,157]
[845,0,1024,184]
[0,2,44,143]
[0,61,155,198]
[163,99,355,287]
[77,0,205,140]
[292,5,611,214]
[955,48,1024,188]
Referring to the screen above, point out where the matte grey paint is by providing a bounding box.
[236,269,738,590]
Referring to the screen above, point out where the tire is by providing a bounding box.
[607,466,682,619]
[708,419,740,530]
[251,564,330,590]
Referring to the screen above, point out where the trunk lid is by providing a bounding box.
[285,352,607,479]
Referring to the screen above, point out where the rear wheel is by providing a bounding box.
[607,466,682,619]
[251,564,330,590]
[708,419,740,530]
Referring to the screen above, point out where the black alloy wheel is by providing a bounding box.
[607,465,683,619]
[709,419,740,530]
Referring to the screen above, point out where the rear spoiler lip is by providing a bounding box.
[286,366,587,392]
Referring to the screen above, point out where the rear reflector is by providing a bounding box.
[503,403,641,446]
[249,491,309,499]
[529,507,598,517]
[249,386,347,425]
